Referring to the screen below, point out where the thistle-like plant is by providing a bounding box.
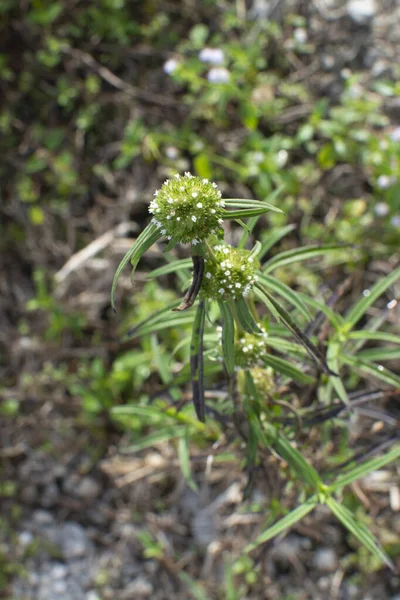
[112,172,334,421]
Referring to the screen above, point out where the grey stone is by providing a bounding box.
[76,477,101,500]
[121,577,153,599]
[33,510,55,526]
[61,522,89,559]
[313,547,338,572]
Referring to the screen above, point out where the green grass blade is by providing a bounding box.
[326,497,394,570]
[111,222,162,310]
[234,297,262,333]
[329,445,400,491]
[218,301,236,375]
[298,293,344,330]
[258,274,310,320]
[119,425,185,452]
[126,309,194,338]
[262,244,347,274]
[147,258,192,278]
[179,573,210,600]
[244,498,318,554]
[344,265,400,329]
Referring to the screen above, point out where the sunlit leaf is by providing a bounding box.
[218,301,235,375]
[262,244,347,274]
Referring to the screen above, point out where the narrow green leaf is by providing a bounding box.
[326,340,349,404]
[326,497,394,570]
[119,425,185,452]
[255,285,334,375]
[218,301,235,375]
[147,258,192,279]
[150,334,172,384]
[244,498,318,554]
[298,293,344,331]
[344,266,400,329]
[190,300,206,421]
[111,222,162,310]
[178,429,198,492]
[179,573,209,600]
[341,354,400,388]
[356,347,400,362]
[263,424,322,488]
[348,331,400,344]
[262,244,347,274]
[329,445,400,491]
[224,198,283,214]
[261,354,315,384]
[258,274,310,320]
[234,297,261,334]
[126,308,194,338]
[223,208,279,219]
[258,223,296,260]
[238,215,259,249]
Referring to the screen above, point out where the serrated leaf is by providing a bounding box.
[244,498,318,554]
[344,266,400,329]
[326,497,394,570]
[111,222,162,310]
[218,301,235,375]
[262,244,347,274]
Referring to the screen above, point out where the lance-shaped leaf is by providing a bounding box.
[111,222,162,311]
[218,301,236,375]
[254,285,335,375]
[125,302,194,338]
[258,273,310,321]
[234,296,261,334]
[326,497,394,570]
[223,198,283,218]
[262,244,347,274]
[147,258,192,279]
[344,265,400,329]
[341,354,400,388]
[258,223,296,260]
[244,498,318,554]
[190,300,206,421]
[261,354,315,384]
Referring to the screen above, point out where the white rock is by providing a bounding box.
[347,0,376,24]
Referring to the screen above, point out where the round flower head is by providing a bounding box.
[201,244,259,301]
[149,173,225,244]
[236,329,269,369]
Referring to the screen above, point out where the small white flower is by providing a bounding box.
[219,288,225,294]
[243,347,248,353]
[212,183,218,188]
[164,59,179,74]
[192,239,199,245]
[154,190,159,196]
[218,219,224,225]
[225,270,230,276]
[161,229,166,235]
[173,173,180,179]
[192,192,198,198]
[180,186,184,191]
[374,202,389,217]
[207,67,230,84]
[168,198,174,204]
[206,272,212,279]
[235,283,241,288]
[202,178,209,184]
[192,215,197,222]
[223,248,229,254]
[176,217,181,221]
[211,209,216,214]
[196,202,203,208]
[199,47,225,65]
[377,175,395,189]
[390,127,400,142]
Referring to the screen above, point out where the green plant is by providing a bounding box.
[112,172,400,569]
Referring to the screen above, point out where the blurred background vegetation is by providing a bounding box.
[1,1,400,598]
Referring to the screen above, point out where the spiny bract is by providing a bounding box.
[149,172,225,244]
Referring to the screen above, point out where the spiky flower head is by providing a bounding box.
[201,244,259,301]
[149,172,225,245]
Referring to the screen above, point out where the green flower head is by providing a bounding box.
[149,172,225,244]
[201,244,259,301]
[236,329,269,368]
